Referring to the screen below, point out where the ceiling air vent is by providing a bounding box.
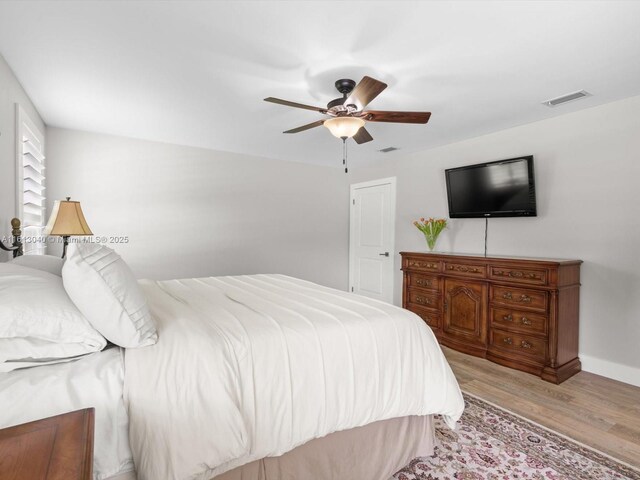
[543,90,591,107]
[379,147,399,153]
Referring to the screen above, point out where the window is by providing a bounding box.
[16,104,46,255]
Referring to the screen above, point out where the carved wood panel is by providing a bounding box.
[443,278,487,345]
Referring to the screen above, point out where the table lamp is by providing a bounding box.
[45,197,93,258]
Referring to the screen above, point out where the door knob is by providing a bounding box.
[379,252,390,257]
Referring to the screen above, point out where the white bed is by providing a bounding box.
[125,274,464,480]
[1,267,463,480]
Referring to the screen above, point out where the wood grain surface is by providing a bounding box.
[0,409,94,480]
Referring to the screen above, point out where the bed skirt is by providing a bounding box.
[213,415,435,480]
[105,415,435,480]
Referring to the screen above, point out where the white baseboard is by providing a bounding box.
[580,354,640,387]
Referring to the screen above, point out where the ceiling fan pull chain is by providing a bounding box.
[342,137,346,165]
[343,137,348,173]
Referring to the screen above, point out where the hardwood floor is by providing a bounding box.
[442,346,640,468]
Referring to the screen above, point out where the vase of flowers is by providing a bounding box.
[413,217,447,251]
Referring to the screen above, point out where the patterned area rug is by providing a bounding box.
[394,392,640,480]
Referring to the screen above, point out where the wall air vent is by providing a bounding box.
[543,90,591,107]
[379,147,399,153]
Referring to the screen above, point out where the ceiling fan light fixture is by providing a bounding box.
[323,117,365,139]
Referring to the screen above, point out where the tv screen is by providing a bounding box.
[445,156,537,218]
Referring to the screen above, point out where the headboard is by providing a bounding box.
[0,218,23,258]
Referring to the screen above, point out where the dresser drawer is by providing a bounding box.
[404,257,442,272]
[407,273,439,291]
[444,262,487,279]
[490,307,547,335]
[407,288,440,310]
[491,285,548,311]
[408,305,441,329]
[489,265,548,286]
[490,329,546,360]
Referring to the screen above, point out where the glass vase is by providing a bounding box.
[424,233,438,251]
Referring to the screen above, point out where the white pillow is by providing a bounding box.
[0,263,106,372]
[11,254,64,276]
[62,243,157,348]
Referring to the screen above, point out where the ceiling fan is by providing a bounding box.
[264,76,431,172]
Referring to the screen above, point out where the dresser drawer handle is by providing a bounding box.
[447,265,481,273]
[494,269,540,280]
[503,314,513,322]
[410,261,437,269]
[521,317,532,326]
[520,340,532,349]
[415,296,431,305]
[416,279,432,287]
[502,292,532,303]
[503,337,513,345]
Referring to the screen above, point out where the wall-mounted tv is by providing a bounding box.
[445,156,537,218]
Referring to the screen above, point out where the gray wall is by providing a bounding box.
[0,54,45,258]
[45,127,350,290]
[351,95,640,385]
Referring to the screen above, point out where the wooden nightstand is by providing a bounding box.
[0,408,94,480]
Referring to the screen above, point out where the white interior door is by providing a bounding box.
[349,177,396,303]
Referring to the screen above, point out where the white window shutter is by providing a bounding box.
[16,105,46,255]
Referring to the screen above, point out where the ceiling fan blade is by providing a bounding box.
[344,76,388,110]
[353,127,373,144]
[364,110,431,124]
[283,119,326,134]
[264,97,327,113]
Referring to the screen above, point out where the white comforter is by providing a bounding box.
[125,275,464,480]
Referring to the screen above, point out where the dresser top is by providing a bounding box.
[399,251,582,265]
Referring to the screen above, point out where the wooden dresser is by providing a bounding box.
[400,252,582,383]
[0,409,94,480]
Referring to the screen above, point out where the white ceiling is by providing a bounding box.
[1,1,639,168]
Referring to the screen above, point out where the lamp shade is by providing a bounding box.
[323,117,365,139]
[45,198,93,236]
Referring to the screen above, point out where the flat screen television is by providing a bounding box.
[445,156,537,218]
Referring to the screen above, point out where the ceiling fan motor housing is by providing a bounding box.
[328,78,357,111]
[327,97,346,109]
